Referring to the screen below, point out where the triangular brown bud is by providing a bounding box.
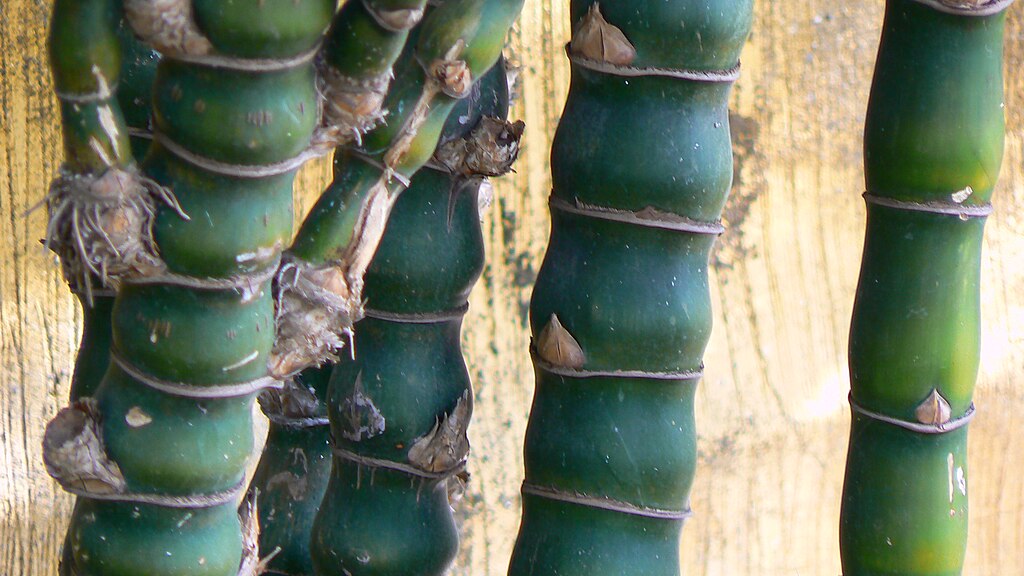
[537,314,586,369]
[570,4,636,65]
[915,389,952,425]
[408,391,472,473]
[340,373,387,442]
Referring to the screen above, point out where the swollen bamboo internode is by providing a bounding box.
[840,1,1011,574]
[508,1,752,574]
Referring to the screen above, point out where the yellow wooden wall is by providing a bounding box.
[3,2,1023,575]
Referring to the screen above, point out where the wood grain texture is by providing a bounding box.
[2,2,1022,575]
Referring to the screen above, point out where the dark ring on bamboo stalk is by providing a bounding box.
[909,0,1014,16]
[532,351,704,381]
[363,303,469,324]
[849,393,976,434]
[863,193,993,218]
[168,44,322,72]
[67,478,246,508]
[125,256,280,291]
[521,482,694,520]
[332,445,467,480]
[54,85,117,104]
[565,45,741,83]
[549,196,724,235]
[111,349,283,398]
[154,132,329,178]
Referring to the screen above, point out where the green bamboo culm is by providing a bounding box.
[840,1,1011,574]
[69,19,161,403]
[248,58,517,576]
[308,61,520,576]
[270,0,525,381]
[507,2,751,574]
[42,0,336,574]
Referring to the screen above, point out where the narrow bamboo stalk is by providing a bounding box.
[43,1,335,574]
[270,0,525,380]
[507,1,752,573]
[308,59,519,576]
[840,1,1011,574]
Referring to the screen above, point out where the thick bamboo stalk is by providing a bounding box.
[840,1,1011,574]
[507,1,752,574]
[42,1,335,574]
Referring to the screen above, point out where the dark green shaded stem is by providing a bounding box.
[508,1,752,574]
[840,1,1008,574]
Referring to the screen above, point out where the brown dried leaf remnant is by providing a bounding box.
[315,64,391,150]
[434,116,526,178]
[408,391,472,474]
[43,399,127,495]
[915,389,953,426]
[124,0,213,56]
[340,373,387,442]
[46,167,181,297]
[570,4,636,65]
[537,314,586,369]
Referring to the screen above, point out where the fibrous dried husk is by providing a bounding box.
[314,64,391,149]
[124,0,213,56]
[915,389,953,425]
[570,3,636,65]
[237,489,280,576]
[339,373,386,442]
[408,391,472,474]
[536,314,586,369]
[428,41,473,99]
[269,260,363,379]
[434,116,525,177]
[43,399,127,495]
[258,379,321,420]
[45,167,181,299]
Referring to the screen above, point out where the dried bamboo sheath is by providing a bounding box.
[841,1,1010,574]
[508,2,752,574]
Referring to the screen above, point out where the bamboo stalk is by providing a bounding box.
[43,1,335,574]
[308,59,520,576]
[249,58,517,575]
[840,1,1010,574]
[507,1,752,573]
[270,0,525,380]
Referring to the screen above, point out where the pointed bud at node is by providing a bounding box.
[537,314,586,369]
[429,40,473,98]
[915,389,953,426]
[408,391,472,473]
[43,399,127,495]
[259,379,321,420]
[570,3,636,65]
